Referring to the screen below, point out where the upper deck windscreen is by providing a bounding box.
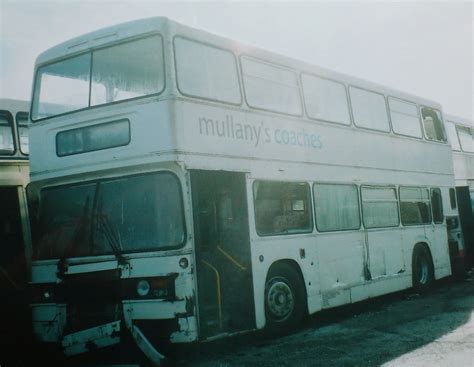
[31,34,165,121]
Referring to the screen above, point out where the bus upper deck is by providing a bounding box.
[29,17,453,184]
[445,114,474,270]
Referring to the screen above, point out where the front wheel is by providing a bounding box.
[264,263,306,334]
[412,245,434,293]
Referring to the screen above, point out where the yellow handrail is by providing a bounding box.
[200,260,223,328]
[217,246,247,272]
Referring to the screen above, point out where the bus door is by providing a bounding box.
[0,186,27,289]
[191,170,255,338]
[0,185,29,347]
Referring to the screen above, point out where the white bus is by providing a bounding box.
[0,98,32,351]
[445,115,474,271]
[28,17,457,364]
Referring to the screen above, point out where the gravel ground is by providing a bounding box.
[176,272,474,367]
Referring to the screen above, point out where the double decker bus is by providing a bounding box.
[445,115,474,270]
[28,17,457,364]
[0,98,31,350]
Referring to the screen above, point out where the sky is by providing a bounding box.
[0,0,473,121]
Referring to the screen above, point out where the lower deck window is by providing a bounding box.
[431,188,443,224]
[313,183,360,231]
[361,186,399,228]
[400,187,431,225]
[253,181,312,235]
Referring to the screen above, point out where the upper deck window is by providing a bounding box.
[32,53,90,120]
[301,74,350,125]
[349,87,390,132]
[32,34,165,121]
[174,37,241,105]
[446,121,461,151]
[91,36,165,106]
[457,125,474,153]
[421,107,447,142]
[0,111,15,155]
[241,56,302,116]
[16,112,29,155]
[388,97,422,138]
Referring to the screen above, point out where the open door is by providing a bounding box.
[0,186,29,349]
[191,170,255,338]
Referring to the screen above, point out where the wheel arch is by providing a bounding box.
[412,242,434,267]
[266,258,309,309]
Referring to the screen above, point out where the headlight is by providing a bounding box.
[179,257,189,269]
[136,280,151,297]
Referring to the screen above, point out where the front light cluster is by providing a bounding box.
[135,277,174,299]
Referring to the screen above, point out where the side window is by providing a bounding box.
[431,188,443,224]
[361,187,399,228]
[313,183,360,231]
[16,112,29,155]
[241,56,302,116]
[253,181,312,236]
[449,188,457,209]
[174,37,241,105]
[446,121,461,151]
[421,107,447,142]
[388,97,422,138]
[400,187,432,225]
[456,126,474,153]
[0,111,15,155]
[349,87,390,132]
[301,74,350,125]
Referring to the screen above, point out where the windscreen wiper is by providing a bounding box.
[95,211,129,266]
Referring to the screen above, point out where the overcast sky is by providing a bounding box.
[1,0,473,121]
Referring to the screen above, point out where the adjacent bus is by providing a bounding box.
[445,115,474,270]
[0,98,31,350]
[28,17,457,364]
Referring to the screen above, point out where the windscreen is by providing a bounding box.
[32,34,165,120]
[34,172,185,260]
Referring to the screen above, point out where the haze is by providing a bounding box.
[0,0,472,121]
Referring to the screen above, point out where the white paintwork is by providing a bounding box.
[28,17,456,351]
[445,114,474,189]
[62,321,121,356]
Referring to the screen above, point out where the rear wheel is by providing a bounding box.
[264,263,306,334]
[412,245,434,293]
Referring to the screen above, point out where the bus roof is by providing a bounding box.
[0,98,30,116]
[35,17,442,110]
[444,114,473,128]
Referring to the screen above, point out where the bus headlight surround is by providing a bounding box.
[136,279,151,297]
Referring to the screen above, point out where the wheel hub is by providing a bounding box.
[267,279,294,320]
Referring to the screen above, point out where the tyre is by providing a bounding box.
[412,245,434,293]
[264,263,306,334]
